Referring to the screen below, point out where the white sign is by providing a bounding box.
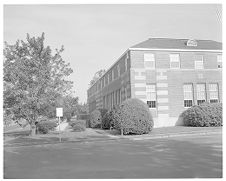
[56,108,63,117]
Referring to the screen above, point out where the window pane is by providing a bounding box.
[183,84,193,100]
[144,54,155,69]
[144,54,154,61]
[170,61,180,69]
[195,61,204,69]
[170,54,179,62]
[217,55,222,62]
[197,84,206,101]
[184,100,193,107]
[144,61,155,68]
[209,83,219,101]
[147,101,156,108]
[146,84,156,101]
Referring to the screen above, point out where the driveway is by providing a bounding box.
[4,132,222,179]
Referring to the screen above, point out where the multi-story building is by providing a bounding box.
[87,38,222,127]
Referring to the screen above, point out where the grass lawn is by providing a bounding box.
[4,132,222,179]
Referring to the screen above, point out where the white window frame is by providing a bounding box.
[217,54,222,69]
[144,53,155,69]
[146,84,156,108]
[196,83,206,105]
[195,55,204,69]
[209,83,219,103]
[117,64,120,77]
[170,54,180,69]
[183,84,193,108]
[112,69,114,81]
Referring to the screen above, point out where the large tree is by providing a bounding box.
[3,33,74,135]
[89,69,106,86]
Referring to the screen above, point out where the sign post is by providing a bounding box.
[56,108,63,142]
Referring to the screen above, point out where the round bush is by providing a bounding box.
[70,120,86,132]
[37,121,57,134]
[181,103,222,127]
[113,98,154,135]
[101,110,114,129]
[89,109,102,128]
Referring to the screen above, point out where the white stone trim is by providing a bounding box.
[157,83,168,88]
[156,69,167,73]
[135,91,146,96]
[158,106,169,110]
[157,90,168,95]
[139,99,147,103]
[134,75,146,80]
[134,83,146,88]
[156,75,167,80]
[157,98,169,103]
[129,47,222,53]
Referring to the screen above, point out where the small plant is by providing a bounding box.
[70,120,86,132]
[113,98,154,135]
[37,121,57,134]
[181,103,222,127]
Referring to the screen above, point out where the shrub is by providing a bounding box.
[181,103,222,127]
[113,98,154,135]
[102,110,114,129]
[37,120,57,134]
[89,109,102,128]
[70,120,86,132]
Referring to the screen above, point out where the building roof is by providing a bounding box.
[130,38,222,50]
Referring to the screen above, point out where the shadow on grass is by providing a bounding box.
[4,130,31,137]
[4,135,222,179]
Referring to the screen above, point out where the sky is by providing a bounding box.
[4,4,222,103]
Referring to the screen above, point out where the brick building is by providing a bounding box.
[87,38,222,127]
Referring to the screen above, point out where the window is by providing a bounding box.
[197,84,206,105]
[144,53,155,69]
[209,83,219,103]
[117,64,120,77]
[102,78,105,88]
[112,69,114,81]
[146,84,156,108]
[183,84,193,107]
[125,58,128,72]
[107,73,110,84]
[124,86,127,100]
[217,54,222,68]
[195,55,204,69]
[170,54,180,69]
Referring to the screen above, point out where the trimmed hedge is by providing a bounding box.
[37,121,57,134]
[113,98,154,135]
[181,103,222,127]
[89,109,102,128]
[70,120,86,132]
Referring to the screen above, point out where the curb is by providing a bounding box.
[128,131,221,141]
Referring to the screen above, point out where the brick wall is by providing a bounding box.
[130,50,222,127]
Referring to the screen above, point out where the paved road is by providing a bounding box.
[4,133,222,179]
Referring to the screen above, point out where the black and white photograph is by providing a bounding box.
[3,2,223,179]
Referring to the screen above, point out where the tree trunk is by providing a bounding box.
[121,128,123,136]
[30,124,36,136]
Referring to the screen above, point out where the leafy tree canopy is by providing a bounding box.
[3,33,75,131]
[89,69,106,86]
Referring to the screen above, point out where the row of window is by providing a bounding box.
[103,86,128,109]
[144,53,222,69]
[88,53,129,97]
[146,83,220,108]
